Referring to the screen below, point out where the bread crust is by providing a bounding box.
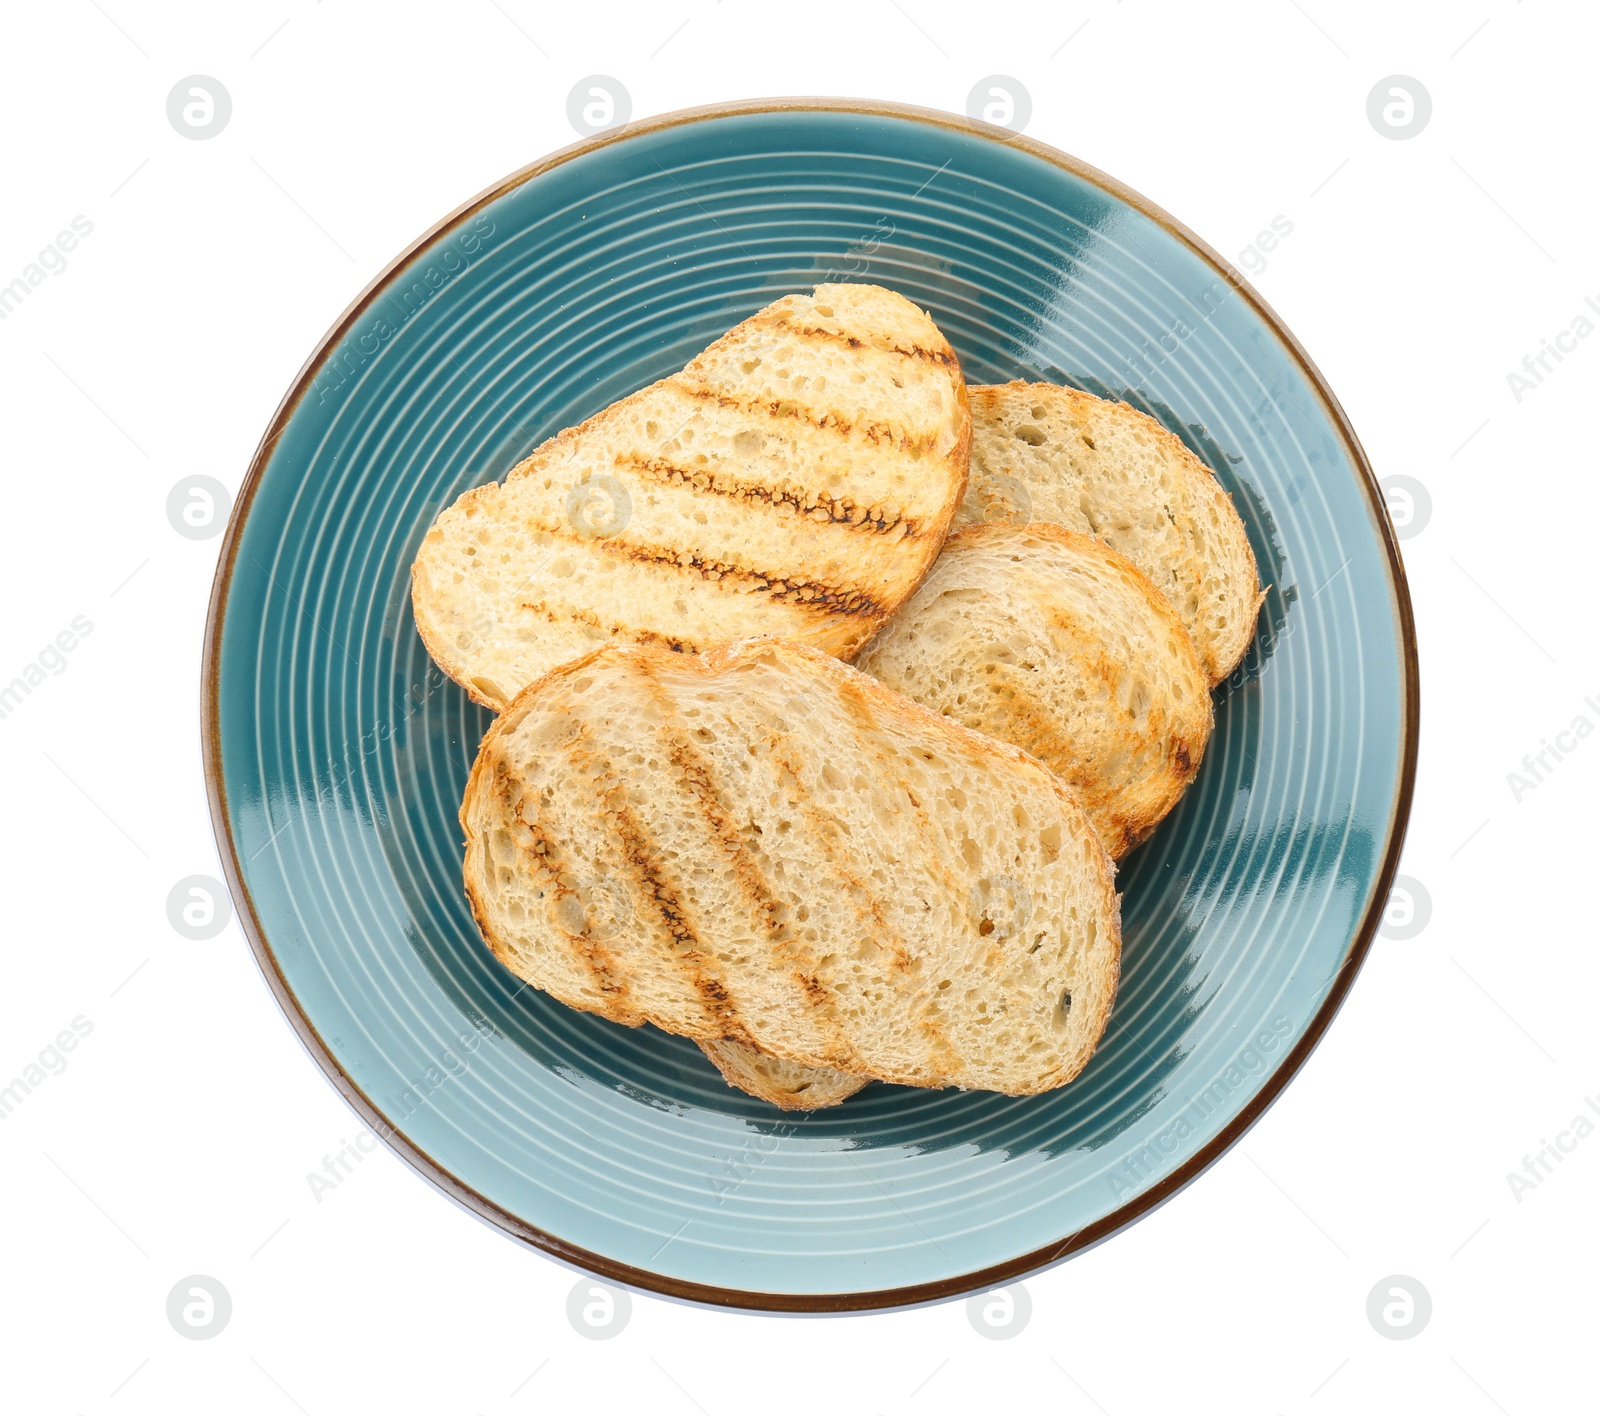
[699,1037,869,1110]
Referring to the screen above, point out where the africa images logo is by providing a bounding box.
[1505,1095,1600,1203]
[0,217,94,322]
[308,215,498,408]
[1104,1017,1294,1199]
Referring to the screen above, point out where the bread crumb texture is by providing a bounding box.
[412,285,971,710]
[859,522,1213,859]
[958,382,1261,683]
[461,638,1120,1096]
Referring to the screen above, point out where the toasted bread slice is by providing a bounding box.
[412,284,971,711]
[461,638,1120,1096]
[700,1038,868,1110]
[858,522,1212,860]
[959,382,1261,683]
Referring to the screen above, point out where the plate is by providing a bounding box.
[204,98,1418,1310]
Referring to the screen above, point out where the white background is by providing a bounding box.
[2,1,1596,1411]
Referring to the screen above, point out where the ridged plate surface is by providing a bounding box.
[205,101,1416,1309]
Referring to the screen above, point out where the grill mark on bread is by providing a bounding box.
[759,728,965,1077]
[517,596,698,655]
[669,379,939,455]
[1038,593,1205,786]
[753,311,960,368]
[467,758,636,1024]
[510,511,887,621]
[1037,608,1150,724]
[812,678,973,910]
[983,660,1181,859]
[611,784,748,1036]
[627,669,857,1065]
[981,671,1134,850]
[561,738,745,1038]
[760,734,916,978]
[617,453,917,538]
[822,670,883,736]
[606,540,885,618]
[607,784,748,1039]
[811,675,972,907]
[501,771,641,1017]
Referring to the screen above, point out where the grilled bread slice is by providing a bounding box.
[461,638,1120,1096]
[958,382,1261,683]
[858,522,1212,860]
[413,284,971,712]
[700,1038,868,1110]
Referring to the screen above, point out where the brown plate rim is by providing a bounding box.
[201,95,1420,1315]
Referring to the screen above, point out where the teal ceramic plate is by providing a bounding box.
[205,99,1417,1310]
